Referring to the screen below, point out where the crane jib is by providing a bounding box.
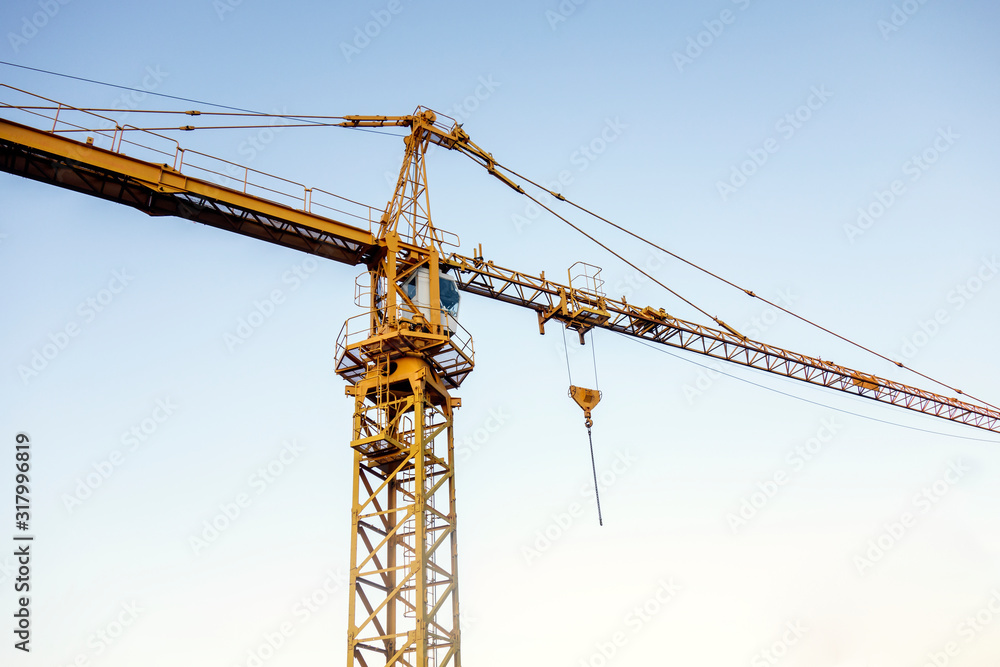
[1,101,997,436]
[440,253,1000,434]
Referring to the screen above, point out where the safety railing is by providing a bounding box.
[334,305,475,374]
[0,84,382,230]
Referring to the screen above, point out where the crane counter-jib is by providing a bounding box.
[0,115,379,266]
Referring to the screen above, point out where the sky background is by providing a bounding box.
[2,1,1000,666]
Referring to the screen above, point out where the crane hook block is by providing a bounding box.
[569,385,602,428]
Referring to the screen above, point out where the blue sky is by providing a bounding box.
[2,1,999,666]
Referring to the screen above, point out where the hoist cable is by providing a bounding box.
[587,331,603,526]
[563,319,603,527]
[590,331,601,392]
[587,427,604,527]
[561,326,574,386]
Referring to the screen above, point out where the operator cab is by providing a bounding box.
[401,267,460,333]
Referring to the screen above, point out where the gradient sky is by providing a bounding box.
[2,1,999,666]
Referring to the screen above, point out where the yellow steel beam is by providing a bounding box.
[0,117,378,266]
[439,251,1000,434]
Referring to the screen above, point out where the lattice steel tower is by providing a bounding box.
[335,111,475,667]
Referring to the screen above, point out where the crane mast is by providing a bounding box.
[336,110,472,667]
[2,86,999,667]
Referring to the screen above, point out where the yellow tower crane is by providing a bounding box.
[1,85,999,667]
